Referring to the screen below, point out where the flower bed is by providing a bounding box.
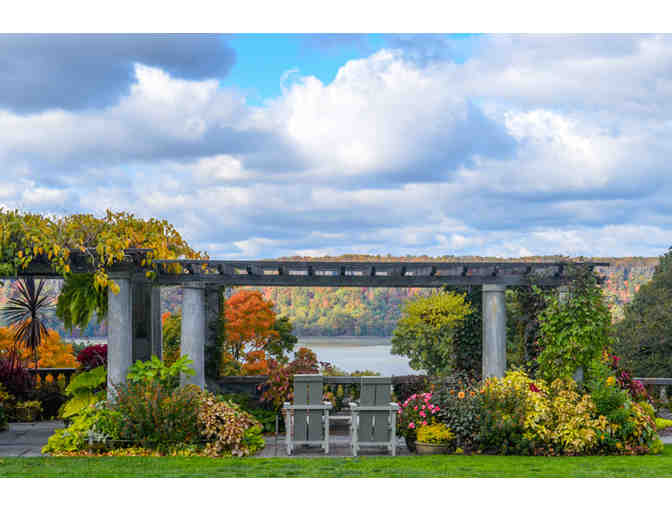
[397,366,663,456]
[43,356,265,458]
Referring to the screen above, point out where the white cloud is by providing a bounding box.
[3,36,672,260]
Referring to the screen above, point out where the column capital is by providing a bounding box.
[182,281,206,290]
[108,271,133,280]
[482,284,507,292]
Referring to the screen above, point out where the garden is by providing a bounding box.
[1,209,672,473]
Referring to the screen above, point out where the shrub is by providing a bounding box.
[14,400,42,422]
[479,371,610,455]
[76,344,107,371]
[479,370,543,455]
[430,372,482,451]
[608,354,649,402]
[544,378,607,455]
[393,375,430,404]
[42,405,113,454]
[417,422,454,445]
[260,347,319,409]
[0,404,6,431]
[587,360,658,454]
[0,358,32,399]
[60,365,107,419]
[217,393,279,434]
[0,382,15,421]
[655,417,672,430]
[199,392,265,456]
[30,385,67,420]
[126,355,195,391]
[109,380,202,451]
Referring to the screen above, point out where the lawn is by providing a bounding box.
[1,445,672,477]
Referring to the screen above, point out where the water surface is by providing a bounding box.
[296,336,422,376]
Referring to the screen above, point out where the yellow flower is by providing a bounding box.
[606,376,616,386]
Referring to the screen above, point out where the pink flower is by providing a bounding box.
[422,421,427,426]
[408,422,415,429]
[431,409,436,414]
[413,406,418,411]
[410,394,417,399]
[421,405,426,410]
[419,411,426,417]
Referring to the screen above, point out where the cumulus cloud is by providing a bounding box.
[0,34,236,113]
[2,35,672,259]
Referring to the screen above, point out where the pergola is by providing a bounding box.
[14,254,609,394]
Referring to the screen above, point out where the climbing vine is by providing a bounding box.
[536,263,613,382]
[0,209,205,328]
[449,285,483,377]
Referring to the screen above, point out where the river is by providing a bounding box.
[295,336,422,376]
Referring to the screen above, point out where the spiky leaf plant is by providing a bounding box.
[1,277,55,371]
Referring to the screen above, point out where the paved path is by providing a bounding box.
[258,433,411,457]
[0,421,63,457]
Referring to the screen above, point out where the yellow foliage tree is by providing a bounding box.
[0,327,78,368]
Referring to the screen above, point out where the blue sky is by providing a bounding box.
[225,35,478,104]
[0,34,671,259]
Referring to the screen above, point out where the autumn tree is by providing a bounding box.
[225,290,278,362]
[223,290,298,375]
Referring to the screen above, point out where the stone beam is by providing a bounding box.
[482,284,507,378]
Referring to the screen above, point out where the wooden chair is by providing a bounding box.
[349,376,399,456]
[282,374,332,455]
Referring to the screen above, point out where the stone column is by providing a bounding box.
[107,276,133,400]
[482,284,507,378]
[181,283,206,388]
[150,285,162,359]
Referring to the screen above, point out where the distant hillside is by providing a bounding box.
[0,256,661,337]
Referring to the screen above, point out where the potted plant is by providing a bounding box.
[397,392,439,452]
[415,422,455,454]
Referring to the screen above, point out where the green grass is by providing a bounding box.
[1,445,672,477]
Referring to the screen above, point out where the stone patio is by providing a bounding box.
[0,421,62,457]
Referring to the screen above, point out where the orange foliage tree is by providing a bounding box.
[224,290,281,375]
[0,326,78,368]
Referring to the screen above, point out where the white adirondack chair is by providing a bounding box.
[282,374,332,455]
[349,376,399,456]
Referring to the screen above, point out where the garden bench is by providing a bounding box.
[349,376,399,456]
[282,374,332,455]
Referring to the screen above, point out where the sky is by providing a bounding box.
[1,33,671,259]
